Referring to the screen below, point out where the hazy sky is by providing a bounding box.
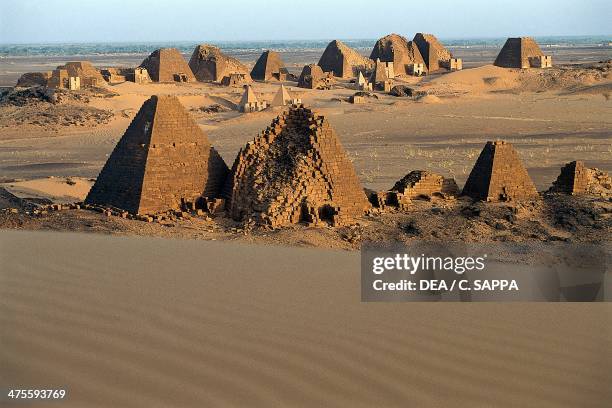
[1,0,610,43]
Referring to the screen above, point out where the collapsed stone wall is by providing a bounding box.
[225,105,369,227]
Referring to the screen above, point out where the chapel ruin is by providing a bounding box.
[370,34,426,76]
[494,37,552,69]
[224,105,370,227]
[317,39,373,78]
[462,141,538,202]
[250,50,289,81]
[139,48,196,82]
[188,44,252,83]
[85,95,228,214]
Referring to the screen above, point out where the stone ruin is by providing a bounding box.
[317,39,373,78]
[250,50,289,81]
[133,67,152,84]
[413,33,457,72]
[100,68,129,84]
[16,72,51,87]
[139,48,196,82]
[239,85,267,112]
[56,61,105,87]
[221,73,250,87]
[188,44,252,83]
[441,58,463,71]
[85,95,228,214]
[370,34,425,76]
[297,64,333,89]
[369,170,458,209]
[462,141,538,202]
[549,161,611,197]
[224,105,370,227]
[369,59,395,91]
[494,37,552,69]
[407,63,426,76]
[271,84,301,107]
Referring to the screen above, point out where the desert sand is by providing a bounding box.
[1,230,611,407]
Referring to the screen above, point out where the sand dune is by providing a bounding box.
[1,230,610,407]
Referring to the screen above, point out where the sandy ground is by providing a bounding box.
[1,230,610,408]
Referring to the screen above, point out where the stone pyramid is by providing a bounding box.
[225,105,370,227]
[240,85,258,104]
[494,37,544,68]
[250,50,287,81]
[462,141,538,201]
[271,84,298,106]
[139,48,196,82]
[85,95,228,214]
[188,44,251,82]
[369,33,425,75]
[392,170,459,199]
[413,33,453,71]
[548,161,611,196]
[298,64,327,89]
[317,39,373,78]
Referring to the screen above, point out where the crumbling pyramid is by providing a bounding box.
[56,61,105,86]
[85,95,228,214]
[413,33,453,72]
[392,170,459,199]
[225,105,370,227]
[188,44,251,82]
[317,40,373,78]
[139,48,196,82]
[462,141,538,201]
[494,37,546,69]
[369,34,425,75]
[549,161,611,196]
[297,64,331,89]
[250,50,288,81]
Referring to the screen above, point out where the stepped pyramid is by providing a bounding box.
[250,50,287,81]
[494,37,546,68]
[413,33,453,71]
[317,39,373,78]
[85,95,228,214]
[188,44,251,82]
[225,105,370,227]
[462,141,537,201]
[369,33,425,75]
[139,48,196,82]
[271,84,300,106]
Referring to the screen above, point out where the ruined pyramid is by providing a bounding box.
[462,141,538,201]
[56,61,105,86]
[139,48,196,82]
[250,50,287,81]
[392,170,459,199]
[549,161,611,196]
[370,34,425,75]
[297,64,328,89]
[317,39,373,78]
[494,37,545,68]
[413,33,453,72]
[225,105,370,227]
[188,44,251,82]
[85,95,228,214]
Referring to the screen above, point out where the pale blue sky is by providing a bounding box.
[0,0,610,43]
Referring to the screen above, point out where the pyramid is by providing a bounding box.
[370,58,394,83]
[250,50,287,81]
[298,64,329,89]
[188,44,251,82]
[271,84,300,107]
[413,33,453,72]
[139,48,196,82]
[392,170,459,199]
[369,34,425,75]
[462,141,538,201]
[494,37,545,68]
[85,95,228,214]
[548,161,611,196]
[56,61,105,86]
[225,105,370,227]
[239,85,267,112]
[317,40,373,78]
